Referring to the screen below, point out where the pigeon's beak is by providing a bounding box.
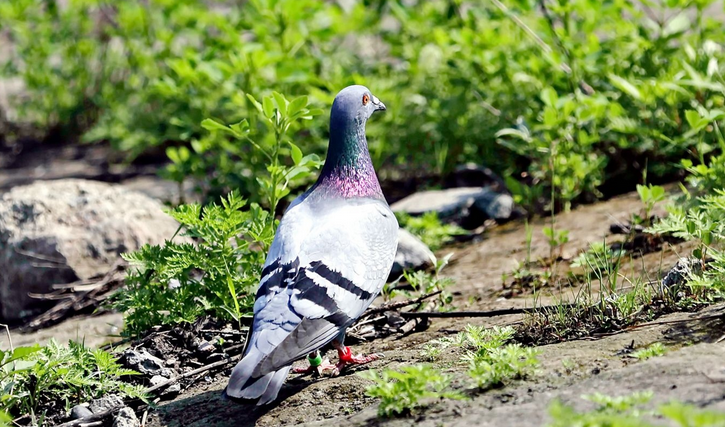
[371,95,386,112]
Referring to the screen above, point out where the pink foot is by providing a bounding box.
[330,346,383,376]
[292,357,336,376]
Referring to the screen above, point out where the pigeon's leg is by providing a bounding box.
[330,337,383,376]
[291,350,336,376]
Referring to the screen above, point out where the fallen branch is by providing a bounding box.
[398,303,577,319]
[361,290,442,318]
[25,260,127,331]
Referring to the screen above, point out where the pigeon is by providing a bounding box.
[224,85,399,405]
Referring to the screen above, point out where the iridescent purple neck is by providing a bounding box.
[314,118,383,199]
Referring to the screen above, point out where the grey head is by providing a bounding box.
[329,85,386,134]
[312,85,387,200]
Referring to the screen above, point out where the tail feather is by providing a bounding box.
[257,366,291,405]
[225,349,291,404]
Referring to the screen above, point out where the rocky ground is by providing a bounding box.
[8,188,723,427]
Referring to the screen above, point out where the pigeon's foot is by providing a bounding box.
[329,346,383,376]
[292,352,336,376]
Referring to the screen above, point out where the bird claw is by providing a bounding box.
[292,358,334,376]
[329,347,384,375]
[293,348,384,377]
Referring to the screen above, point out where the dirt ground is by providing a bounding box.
[136,190,725,427]
[7,189,724,426]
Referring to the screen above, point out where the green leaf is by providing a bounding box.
[201,118,230,133]
[272,91,287,116]
[636,184,649,202]
[684,110,699,128]
[539,87,558,107]
[649,185,666,202]
[608,74,641,100]
[246,94,264,114]
[288,95,308,116]
[289,142,303,164]
[663,13,689,38]
[4,345,42,365]
[229,119,250,136]
[285,165,310,181]
[300,108,324,119]
[262,96,275,118]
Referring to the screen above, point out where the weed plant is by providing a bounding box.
[115,92,322,335]
[548,391,725,427]
[0,340,144,425]
[3,0,725,208]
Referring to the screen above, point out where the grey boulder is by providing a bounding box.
[0,179,184,321]
[390,186,516,227]
[389,228,435,280]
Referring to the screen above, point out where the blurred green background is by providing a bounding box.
[1,0,724,211]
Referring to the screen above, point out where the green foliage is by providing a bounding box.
[0,341,144,424]
[543,225,570,258]
[548,391,654,427]
[455,325,516,350]
[115,92,321,336]
[660,401,725,427]
[396,212,466,251]
[358,364,464,418]
[517,274,659,345]
[419,337,454,362]
[420,325,539,388]
[4,0,725,207]
[548,391,725,427]
[571,241,625,277]
[383,253,455,310]
[636,184,667,225]
[117,192,268,334]
[631,343,667,361]
[649,189,725,298]
[457,326,539,389]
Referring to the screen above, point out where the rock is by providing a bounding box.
[472,191,515,220]
[164,382,181,395]
[0,179,185,321]
[89,394,124,413]
[661,257,704,292]
[389,229,434,279]
[150,375,168,387]
[390,186,518,228]
[391,187,490,219]
[150,374,180,398]
[113,407,140,427]
[122,348,172,376]
[69,404,93,420]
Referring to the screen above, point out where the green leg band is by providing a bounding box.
[308,352,322,367]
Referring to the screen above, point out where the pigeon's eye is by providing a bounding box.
[362,94,370,106]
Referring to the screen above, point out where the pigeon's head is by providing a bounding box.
[330,85,386,126]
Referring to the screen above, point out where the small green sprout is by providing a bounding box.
[359,365,465,417]
[631,343,667,360]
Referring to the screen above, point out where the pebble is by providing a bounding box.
[113,407,140,427]
[69,404,93,420]
[89,394,124,413]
